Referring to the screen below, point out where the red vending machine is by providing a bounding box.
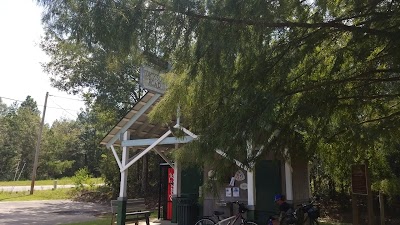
[167,167,174,220]
[158,163,174,220]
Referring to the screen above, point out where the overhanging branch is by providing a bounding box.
[149,0,393,36]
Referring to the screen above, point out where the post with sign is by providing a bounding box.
[140,65,167,95]
[351,164,374,225]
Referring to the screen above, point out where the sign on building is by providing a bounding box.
[167,167,174,220]
[140,65,167,94]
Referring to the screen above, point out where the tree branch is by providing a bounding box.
[337,93,400,100]
[149,0,393,37]
[359,110,400,125]
[326,110,400,141]
[284,69,400,96]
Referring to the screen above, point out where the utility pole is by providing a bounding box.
[30,92,49,195]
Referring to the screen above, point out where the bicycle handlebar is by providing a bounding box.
[297,200,316,207]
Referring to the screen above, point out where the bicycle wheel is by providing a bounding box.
[195,218,216,225]
[309,218,319,225]
[244,222,258,225]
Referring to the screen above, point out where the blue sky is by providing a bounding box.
[0,0,85,124]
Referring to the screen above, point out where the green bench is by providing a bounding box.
[110,198,150,225]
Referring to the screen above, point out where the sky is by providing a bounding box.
[0,0,85,125]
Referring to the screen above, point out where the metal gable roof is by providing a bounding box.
[100,92,171,147]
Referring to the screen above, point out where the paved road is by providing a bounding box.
[0,200,109,225]
[0,200,174,225]
[0,185,76,192]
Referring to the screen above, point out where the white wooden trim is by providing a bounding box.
[284,147,293,201]
[121,136,194,147]
[215,149,250,171]
[106,93,161,148]
[247,143,256,208]
[285,162,293,201]
[110,145,122,170]
[174,124,198,139]
[173,160,179,196]
[153,147,174,167]
[119,131,130,198]
[121,130,172,172]
[247,171,255,207]
[253,129,280,160]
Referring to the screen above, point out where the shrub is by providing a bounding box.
[72,167,94,190]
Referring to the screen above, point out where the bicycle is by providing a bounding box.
[195,201,258,225]
[296,200,320,225]
[267,199,320,225]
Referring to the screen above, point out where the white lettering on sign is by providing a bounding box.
[168,169,174,201]
[140,66,167,94]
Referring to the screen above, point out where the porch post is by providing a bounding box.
[247,145,256,221]
[247,170,256,220]
[284,161,293,203]
[117,131,130,225]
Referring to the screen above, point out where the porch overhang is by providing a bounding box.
[100,92,168,148]
[100,91,198,172]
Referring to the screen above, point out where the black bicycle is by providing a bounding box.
[195,201,258,225]
[296,200,320,225]
[268,200,320,225]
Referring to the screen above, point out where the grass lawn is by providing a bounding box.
[0,188,72,201]
[321,223,351,225]
[60,211,159,225]
[0,177,103,186]
[61,217,111,225]
[320,220,352,225]
[320,223,348,225]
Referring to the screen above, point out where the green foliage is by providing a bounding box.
[0,97,90,182]
[0,189,71,201]
[0,97,41,181]
[75,105,117,177]
[0,177,103,187]
[100,149,162,199]
[19,96,40,115]
[36,0,400,199]
[0,98,114,191]
[40,119,79,179]
[373,178,400,198]
[98,152,120,196]
[72,167,94,190]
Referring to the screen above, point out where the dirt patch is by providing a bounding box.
[319,196,400,225]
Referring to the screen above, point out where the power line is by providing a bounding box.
[0,95,81,112]
[0,96,24,103]
[49,98,77,117]
[49,94,86,102]
[47,106,81,112]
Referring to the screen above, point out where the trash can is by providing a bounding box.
[172,197,177,223]
[177,196,199,225]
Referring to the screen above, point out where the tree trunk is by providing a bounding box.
[329,178,336,199]
[136,157,140,181]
